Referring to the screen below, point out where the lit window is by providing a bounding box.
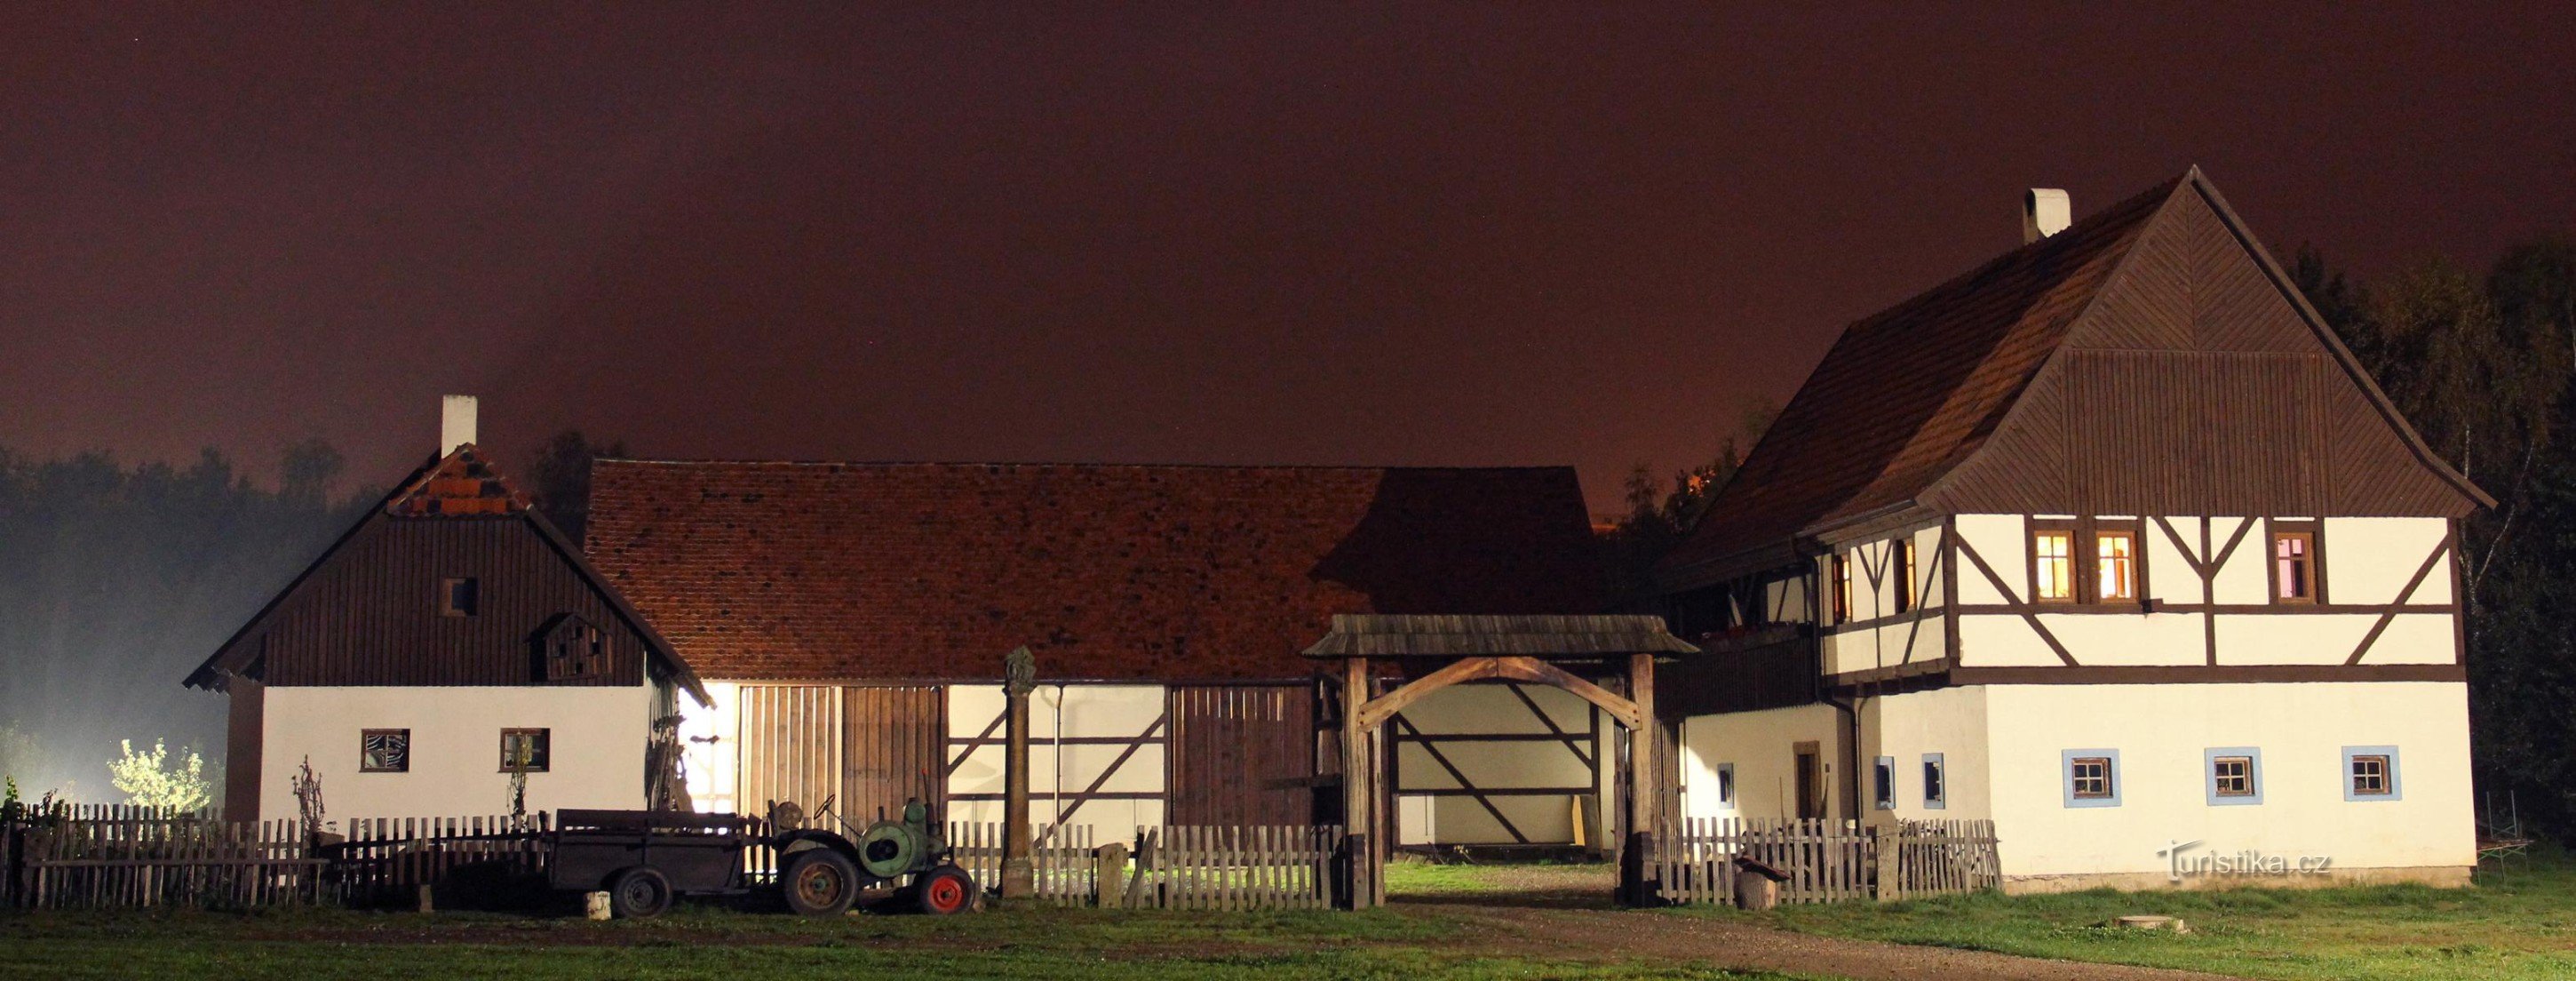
[1892,538,1917,613]
[501,728,551,773]
[2274,531,2315,602]
[441,578,480,617]
[2070,756,2112,799]
[1873,755,1896,810]
[1922,754,1946,810]
[2033,530,2075,602]
[1832,553,1853,623]
[2097,530,2136,602]
[362,730,410,773]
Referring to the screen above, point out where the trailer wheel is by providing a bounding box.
[918,864,975,915]
[783,849,861,916]
[608,866,673,919]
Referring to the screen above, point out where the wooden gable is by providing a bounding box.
[186,447,704,698]
[1924,175,2485,519]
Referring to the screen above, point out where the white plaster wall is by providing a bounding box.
[1952,514,2026,605]
[1393,683,1609,845]
[2326,517,2453,605]
[1982,682,2475,881]
[2035,612,2205,666]
[263,685,655,825]
[1956,614,2063,667]
[1677,703,1844,823]
[2207,518,2269,603]
[1860,686,1992,822]
[947,684,1166,836]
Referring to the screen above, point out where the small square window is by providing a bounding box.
[2205,746,2264,806]
[441,578,480,617]
[362,730,409,773]
[1922,753,1947,810]
[2063,749,2120,808]
[1873,755,1896,810]
[500,728,550,773]
[2344,746,2403,802]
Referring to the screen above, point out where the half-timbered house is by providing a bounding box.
[585,460,1614,848]
[185,399,709,824]
[1657,169,2484,890]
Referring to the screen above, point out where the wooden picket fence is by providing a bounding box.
[11,815,325,910]
[332,814,552,906]
[1653,817,1999,905]
[1118,825,1338,911]
[944,821,1097,906]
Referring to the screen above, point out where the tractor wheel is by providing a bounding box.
[783,849,862,916]
[608,866,673,919]
[917,864,976,915]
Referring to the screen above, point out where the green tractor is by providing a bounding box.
[771,798,978,916]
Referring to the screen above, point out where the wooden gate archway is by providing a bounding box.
[1300,615,1698,907]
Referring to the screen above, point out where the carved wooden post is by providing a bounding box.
[1001,646,1037,900]
[1338,656,1376,909]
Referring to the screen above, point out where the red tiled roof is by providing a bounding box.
[384,445,530,517]
[585,461,1602,681]
[1658,174,2186,584]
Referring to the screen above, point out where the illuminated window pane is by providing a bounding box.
[2097,531,2136,601]
[2034,530,2074,601]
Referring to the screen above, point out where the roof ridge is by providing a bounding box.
[592,458,1575,473]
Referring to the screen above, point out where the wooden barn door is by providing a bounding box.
[1166,684,1316,826]
[736,685,840,819]
[840,685,945,825]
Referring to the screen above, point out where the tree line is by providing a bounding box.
[0,433,616,805]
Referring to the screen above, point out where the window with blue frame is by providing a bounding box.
[2063,748,2120,808]
[2205,746,2263,806]
[2343,746,2401,802]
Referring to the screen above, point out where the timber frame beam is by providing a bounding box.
[1355,656,1644,733]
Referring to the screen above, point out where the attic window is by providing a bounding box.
[441,578,480,618]
[2096,530,2137,602]
[2273,530,2317,603]
[1831,553,1853,623]
[1891,538,1917,614]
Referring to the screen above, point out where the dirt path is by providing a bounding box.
[1406,904,2236,981]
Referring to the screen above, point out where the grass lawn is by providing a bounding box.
[1694,849,2576,981]
[0,901,1800,980]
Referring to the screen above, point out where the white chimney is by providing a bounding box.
[2023,188,2071,243]
[440,395,479,455]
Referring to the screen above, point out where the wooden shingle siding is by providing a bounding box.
[242,517,650,688]
[1167,685,1316,826]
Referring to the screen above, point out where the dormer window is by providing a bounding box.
[441,578,480,617]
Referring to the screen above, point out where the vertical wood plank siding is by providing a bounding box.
[840,686,945,823]
[242,516,649,687]
[1165,686,1316,826]
[735,685,839,818]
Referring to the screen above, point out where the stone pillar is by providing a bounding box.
[1000,646,1038,900]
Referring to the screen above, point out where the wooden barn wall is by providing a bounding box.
[1166,685,1316,827]
[247,516,651,687]
[1930,187,2472,519]
[735,684,839,819]
[841,686,946,822]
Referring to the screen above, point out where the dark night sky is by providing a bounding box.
[6,4,2572,512]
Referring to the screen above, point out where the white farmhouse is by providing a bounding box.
[184,398,709,825]
[1657,169,2484,891]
